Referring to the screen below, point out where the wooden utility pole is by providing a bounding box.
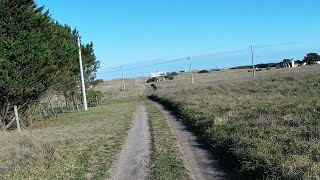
[14,105,21,131]
[121,65,126,90]
[187,56,194,84]
[251,45,256,79]
[77,37,88,111]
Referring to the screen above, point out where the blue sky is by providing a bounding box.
[35,0,320,79]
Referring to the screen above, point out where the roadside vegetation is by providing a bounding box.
[0,0,99,129]
[0,99,136,179]
[145,100,191,180]
[149,65,320,179]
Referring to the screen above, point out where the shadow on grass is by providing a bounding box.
[148,94,252,180]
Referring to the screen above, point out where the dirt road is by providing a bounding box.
[153,102,228,180]
[108,103,151,180]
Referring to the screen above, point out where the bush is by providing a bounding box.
[150,84,157,91]
[86,89,103,107]
[168,72,178,76]
[198,70,209,73]
[90,79,103,86]
[147,77,158,83]
[165,75,174,80]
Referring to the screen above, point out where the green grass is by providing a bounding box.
[144,100,191,180]
[0,98,137,179]
[149,65,320,179]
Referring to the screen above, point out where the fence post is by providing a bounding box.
[14,105,21,131]
[61,101,64,112]
[76,97,79,111]
[28,104,32,125]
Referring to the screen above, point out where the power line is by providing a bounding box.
[191,42,302,59]
[96,69,121,75]
[98,58,121,70]
[122,58,185,71]
[79,39,120,70]
[255,41,301,49]
[96,57,185,75]
[94,41,305,75]
[191,48,249,59]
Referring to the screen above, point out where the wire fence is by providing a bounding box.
[2,93,103,131]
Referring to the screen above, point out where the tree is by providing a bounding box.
[303,53,320,63]
[167,71,178,76]
[283,59,292,62]
[81,42,100,84]
[0,0,88,128]
[55,38,100,109]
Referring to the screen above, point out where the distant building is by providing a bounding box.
[150,71,167,78]
[309,61,320,65]
[276,59,306,69]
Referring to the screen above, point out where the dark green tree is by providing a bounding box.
[0,0,81,128]
[56,38,100,109]
[303,53,320,63]
[82,42,100,83]
[283,59,292,62]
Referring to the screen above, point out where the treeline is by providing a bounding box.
[231,53,320,70]
[231,63,277,69]
[0,0,99,129]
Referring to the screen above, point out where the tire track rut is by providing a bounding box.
[108,103,150,180]
[152,101,228,180]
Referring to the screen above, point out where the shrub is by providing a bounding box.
[147,77,158,83]
[168,72,178,76]
[150,84,158,91]
[198,70,209,73]
[86,89,103,107]
[165,75,174,80]
[90,79,103,86]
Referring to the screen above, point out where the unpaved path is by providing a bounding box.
[153,101,228,180]
[108,103,150,180]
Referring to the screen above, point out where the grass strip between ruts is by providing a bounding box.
[145,99,191,180]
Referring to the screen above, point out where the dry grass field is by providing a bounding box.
[149,65,320,179]
[95,77,147,100]
[0,98,137,179]
[6,65,319,179]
